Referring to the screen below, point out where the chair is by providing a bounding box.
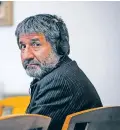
[62,106,120,130]
[0,114,51,130]
[0,96,30,116]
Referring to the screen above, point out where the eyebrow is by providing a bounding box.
[18,38,40,46]
[30,38,40,42]
[19,41,24,45]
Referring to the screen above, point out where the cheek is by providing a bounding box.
[20,53,24,62]
[35,45,52,61]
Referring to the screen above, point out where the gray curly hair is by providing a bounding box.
[15,14,70,55]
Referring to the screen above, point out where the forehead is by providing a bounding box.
[19,33,45,42]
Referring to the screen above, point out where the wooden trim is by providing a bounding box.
[0,114,51,120]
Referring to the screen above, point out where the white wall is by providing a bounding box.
[0,1,120,105]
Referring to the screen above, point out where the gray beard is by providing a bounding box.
[24,51,60,79]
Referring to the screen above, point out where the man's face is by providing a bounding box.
[19,33,59,78]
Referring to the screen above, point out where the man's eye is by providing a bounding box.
[32,42,41,47]
[19,44,26,50]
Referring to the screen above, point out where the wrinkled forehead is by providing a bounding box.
[19,33,46,42]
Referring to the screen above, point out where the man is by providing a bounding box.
[15,14,102,130]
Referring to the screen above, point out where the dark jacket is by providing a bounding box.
[26,56,102,130]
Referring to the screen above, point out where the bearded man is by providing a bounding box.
[15,14,102,130]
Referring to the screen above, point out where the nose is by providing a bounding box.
[21,47,34,61]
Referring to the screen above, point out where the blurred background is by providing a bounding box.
[0,1,120,106]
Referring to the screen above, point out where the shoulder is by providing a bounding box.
[40,58,80,83]
[38,60,87,95]
[34,60,79,93]
[36,56,94,92]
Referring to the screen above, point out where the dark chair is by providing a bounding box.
[62,106,120,130]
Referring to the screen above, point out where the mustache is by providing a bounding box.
[23,58,41,69]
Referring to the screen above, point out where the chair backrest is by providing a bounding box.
[62,106,120,130]
[0,114,51,130]
[0,96,30,116]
